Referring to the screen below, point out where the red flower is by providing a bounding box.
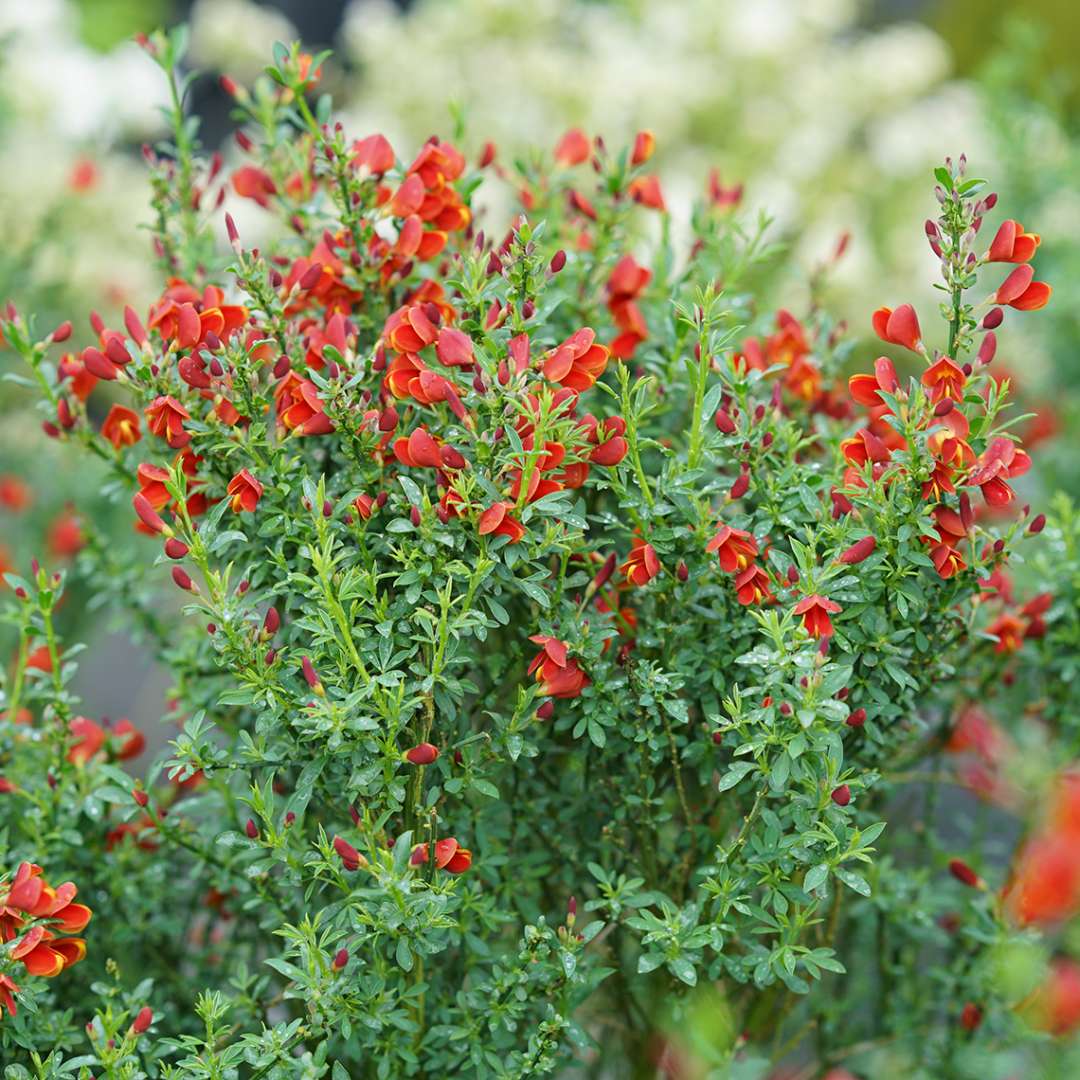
[226,470,263,513]
[986,219,1040,263]
[734,563,774,606]
[630,130,655,166]
[1005,834,1080,925]
[144,396,191,449]
[542,329,610,393]
[994,264,1051,310]
[921,356,966,404]
[705,525,758,573]
[930,543,966,580]
[350,133,395,175]
[232,165,277,208]
[67,716,106,764]
[707,169,743,209]
[101,405,141,449]
[478,502,526,545]
[410,837,472,874]
[848,356,900,409]
[986,612,1024,654]
[606,255,652,358]
[0,476,31,511]
[1027,960,1080,1035]
[274,373,333,435]
[528,635,590,699]
[966,437,1031,507]
[627,175,666,211]
[793,594,842,638]
[871,304,922,352]
[0,862,91,1002]
[554,128,590,166]
[48,511,84,558]
[620,540,660,586]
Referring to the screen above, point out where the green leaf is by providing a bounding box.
[803,864,829,893]
[718,761,756,792]
[834,867,871,897]
[668,956,698,986]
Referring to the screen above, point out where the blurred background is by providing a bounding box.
[1,0,1079,755]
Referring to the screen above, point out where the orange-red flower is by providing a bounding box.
[528,635,590,699]
[628,175,666,211]
[410,837,472,873]
[554,128,590,166]
[542,329,610,393]
[965,437,1031,507]
[734,563,774,606]
[793,594,842,638]
[707,169,743,209]
[350,133,395,175]
[226,469,263,513]
[274,373,333,435]
[620,540,660,586]
[478,502,526,545]
[0,862,91,1010]
[706,525,758,573]
[144,395,191,449]
[987,219,1040,263]
[848,357,900,409]
[871,304,922,352]
[232,165,277,208]
[921,356,966,404]
[67,716,144,764]
[48,511,84,558]
[986,612,1024,654]
[1025,960,1080,1035]
[606,255,651,358]
[994,264,1051,311]
[0,476,31,511]
[101,405,142,449]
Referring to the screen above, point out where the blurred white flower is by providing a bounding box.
[190,0,298,80]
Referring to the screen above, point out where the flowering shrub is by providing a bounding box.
[1,29,1078,1079]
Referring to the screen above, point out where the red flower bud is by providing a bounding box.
[133,492,168,535]
[728,470,750,500]
[263,607,280,636]
[52,320,73,343]
[948,858,980,888]
[1028,514,1046,534]
[171,566,195,592]
[298,262,324,291]
[536,700,554,720]
[714,408,736,434]
[831,784,851,806]
[676,561,689,582]
[960,1003,982,1031]
[333,834,364,871]
[133,787,149,808]
[164,538,189,559]
[838,536,876,565]
[846,707,866,728]
[301,655,322,692]
[245,819,259,839]
[333,948,349,970]
[550,249,567,273]
[405,742,439,765]
[131,1006,153,1034]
